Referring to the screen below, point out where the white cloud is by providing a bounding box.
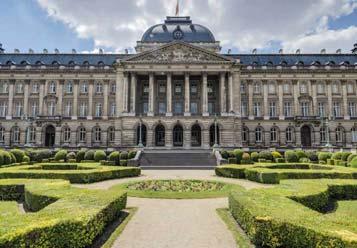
[36,0,357,53]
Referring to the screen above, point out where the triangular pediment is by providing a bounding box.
[124,41,234,64]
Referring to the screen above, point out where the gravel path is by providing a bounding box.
[75,170,267,248]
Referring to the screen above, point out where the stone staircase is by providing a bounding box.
[139,150,217,170]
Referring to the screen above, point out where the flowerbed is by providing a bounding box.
[0,179,127,247]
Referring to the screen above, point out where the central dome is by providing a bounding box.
[141,16,216,43]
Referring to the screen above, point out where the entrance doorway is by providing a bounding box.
[136,124,147,147]
[209,124,220,147]
[173,125,183,147]
[301,125,312,147]
[155,124,165,147]
[45,125,55,147]
[191,124,202,147]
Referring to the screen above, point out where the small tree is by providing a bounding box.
[285,151,298,163]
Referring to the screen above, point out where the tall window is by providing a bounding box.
[300,102,309,116]
[15,102,23,117]
[64,101,72,117]
[48,102,56,116]
[79,102,88,117]
[317,83,325,94]
[0,127,5,143]
[32,83,39,94]
[300,82,307,94]
[143,102,148,114]
[332,82,339,94]
[269,102,277,117]
[208,102,214,114]
[240,83,246,93]
[270,127,278,142]
[159,83,166,94]
[268,83,276,94]
[11,127,20,143]
[352,127,357,143]
[255,127,263,143]
[284,102,292,117]
[253,82,260,94]
[15,83,23,94]
[174,102,183,114]
[241,101,247,117]
[108,127,115,143]
[190,102,198,114]
[110,103,116,117]
[81,82,88,94]
[207,82,214,95]
[349,102,356,117]
[49,81,56,94]
[95,103,102,117]
[110,83,116,94]
[95,82,103,94]
[93,127,101,142]
[78,127,86,143]
[0,82,8,94]
[27,127,36,143]
[253,102,261,117]
[0,102,7,117]
[333,102,341,117]
[347,83,354,94]
[318,102,326,117]
[66,81,73,94]
[320,127,328,142]
[283,83,290,94]
[242,127,249,143]
[336,127,344,143]
[159,102,166,115]
[286,127,293,142]
[62,127,71,143]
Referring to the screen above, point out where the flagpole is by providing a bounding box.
[175,0,179,16]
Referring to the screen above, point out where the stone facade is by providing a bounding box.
[0,16,357,150]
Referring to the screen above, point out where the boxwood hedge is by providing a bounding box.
[0,179,127,247]
[0,163,141,184]
[229,179,357,247]
[216,163,357,184]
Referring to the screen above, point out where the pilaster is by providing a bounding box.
[184,73,191,116]
[72,80,79,120]
[57,80,64,116]
[202,72,209,116]
[148,73,155,116]
[116,69,124,116]
[278,81,284,120]
[87,80,94,120]
[24,80,30,117]
[6,80,14,120]
[166,73,173,116]
[130,73,137,115]
[220,72,227,115]
[103,80,109,120]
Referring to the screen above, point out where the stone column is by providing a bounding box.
[56,80,63,116]
[228,73,234,114]
[166,73,173,116]
[103,80,109,120]
[311,81,318,116]
[130,73,137,115]
[263,81,269,120]
[72,80,79,120]
[88,80,94,120]
[116,70,124,116]
[248,81,254,120]
[123,73,129,114]
[278,81,284,120]
[220,72,227,115]
[327,81,333,116]
[39,80,45,116]
[342,81,349,120]
[24,80,30,117]
[293,80,299,116]
[148,73,155,116]
[6,80,14,120]
[232,71,241,115]
[184,73,191,116]
[202,73,209,116]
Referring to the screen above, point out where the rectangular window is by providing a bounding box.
[110,103,116,117]
[253,102,261,117]
[349,102,356,117]
[0,102,7,117]
[241,101,247,117]
[143,102,148,114]
[174,102,183,114]
[318,102,325,117]
[48,102,56,116]
[240,83,246,93]
[269,102,276,117]
[95,103,102,117]
[175,84,182,94]
[332,83,339,94]
[81,83,88,94]
[143,83,149,94]
[66,82,73,94]
[208,102,214,114]
[317,83,325,94]
[16,83,23,94]
[268,83,276,94]
[283,83,290,94]
[32,83,39,94]
[190,102,198,114]
[159,102,166,114]
[191,84,198,94]
[207,82,214,95]
[111,83,116,94]
[300,83,307,94]
[333,102,341,117]
[159,82,166,94]
[254,83,260,94]
[347,83,354,94]
[31,102,38,117]
[0,82,8,94]
[64,101,72,117]
[284,102,292,117]
[79,102,88,117]
[300,102,309,116]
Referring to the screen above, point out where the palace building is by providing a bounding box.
[0,16,357,150]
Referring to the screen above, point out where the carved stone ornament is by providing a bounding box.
[125,42,233,64]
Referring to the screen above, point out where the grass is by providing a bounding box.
[216,208,254,248]
[111,180,243,199]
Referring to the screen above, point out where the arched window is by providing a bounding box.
[108,127,115,143]
[68,61,76,67]
[78,127,86,143]
[270,127,278,143]
[98,61,105,67]
[52,61,60,66]
[352,127,357,143]
[286,127,294,143]
[336,127,344,143]
[0,127,5,143]
[320,127,328,143]
[26,126,36,143]
[255,127,263,143]
[242,127,249,143]
[93,127,101,142]
[62,127,71,143]
[11,127,20,143]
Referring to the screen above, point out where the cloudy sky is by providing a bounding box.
[1,0,357,54]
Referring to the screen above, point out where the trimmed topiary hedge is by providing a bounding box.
[10,149,25,163]
[0,163,141,183]
[0,179,127,247]
[229,179,357,247]
[94,150,107,162]
[108,151,121,166]
[84,150,95,161]
[54,149,68,161]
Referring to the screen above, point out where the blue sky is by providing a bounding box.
[1,0,357,54]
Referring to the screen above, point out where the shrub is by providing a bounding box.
[271,151,282,159]
[66,152,76,160]
[227,151,235,158]
[9,153,17,164]
[341,152,352,162]
[242,153,250,161]
[251,152,259,162]
[295,150,307,160]
[285,150,298,163]
[258,159,266,163]
[332,152,343,160]
[319,160,326,165]
[259,151,273,161]
[108,151,120,166]
[54,150,68,161]
[327,159,335,166]
[299,157,311,163]
[94,150,106,162]
[347,154,357,164]
[10,149,25,163]
[76,149,86,162]
[2,151,12,165]
[233,149,244,164]
[120,160,128,166]
[0,152,4,166]
[318,152,332,162]
[128,150,137,160]
[221,150,229,159]
[276,158,285,163]
[68,159,76,163]
[306,151,318,162]
[120,151,128,160]
[22,156,30,163]
[350,157,357,168]
[84,150,95,161]
[228,158,237,164]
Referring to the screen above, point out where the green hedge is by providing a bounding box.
[0,179,127,247]
[0,163,141,183]
[229,179,357,247]
[216,163,357,184]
